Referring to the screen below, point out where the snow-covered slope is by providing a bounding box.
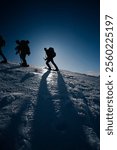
[0,63,100,150]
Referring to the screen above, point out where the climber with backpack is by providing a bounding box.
[0,35,7,63]
[44,47,59,71]
[15,40,30,67]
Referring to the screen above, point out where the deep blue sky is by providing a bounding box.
[0,0,100,75]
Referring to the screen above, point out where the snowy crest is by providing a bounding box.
[0,63,100,150]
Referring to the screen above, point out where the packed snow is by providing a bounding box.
[0,63,100,150]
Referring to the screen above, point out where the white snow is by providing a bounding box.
[0,63,100,150]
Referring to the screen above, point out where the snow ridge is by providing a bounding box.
[0,63,100,150]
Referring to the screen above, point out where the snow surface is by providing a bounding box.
[0,63,100,150]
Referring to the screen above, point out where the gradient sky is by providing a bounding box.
[0,0,100,75]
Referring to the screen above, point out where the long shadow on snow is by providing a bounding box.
[20,73,35,83]
[0,65,23,76]
[0,65,21,72]
[56,72,92,150]
[0,100,30,150]
[0,96,13,109]
[31,71,92,150]
[31,70,58,150]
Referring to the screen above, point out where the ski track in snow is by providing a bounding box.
[0,63,100,150]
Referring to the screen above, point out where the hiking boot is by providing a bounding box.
[20,63,29,67]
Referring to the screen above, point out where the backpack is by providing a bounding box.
[21,40,31,55]
[48,47,56,58]
[25,46,30,55]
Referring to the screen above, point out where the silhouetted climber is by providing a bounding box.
[15,40,30,67]
[0,35,7,63]
[44,47,59,71]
